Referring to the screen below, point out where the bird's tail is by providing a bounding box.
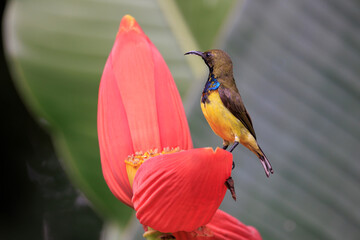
[257,147,273,178]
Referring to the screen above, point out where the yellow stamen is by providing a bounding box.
[125,147,180,187]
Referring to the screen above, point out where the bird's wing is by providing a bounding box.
[218,84,257,139]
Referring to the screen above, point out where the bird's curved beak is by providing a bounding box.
[184,51,205,58]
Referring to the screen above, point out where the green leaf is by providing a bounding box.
[175,0,238,50]
[4,0,197,225]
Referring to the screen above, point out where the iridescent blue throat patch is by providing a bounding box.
[203,74,220,93]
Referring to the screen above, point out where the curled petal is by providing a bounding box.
[173,210,262,240]
[132,148,233,232]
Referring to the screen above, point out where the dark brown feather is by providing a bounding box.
[218,84,257,139]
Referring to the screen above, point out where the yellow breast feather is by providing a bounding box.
[201,90,259,152]
[201,90,241,142]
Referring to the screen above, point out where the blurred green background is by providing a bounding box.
[1,0,360,239]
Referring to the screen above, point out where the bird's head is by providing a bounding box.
[185,49,233,75]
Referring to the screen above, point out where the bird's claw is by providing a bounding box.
[225,176,236,201]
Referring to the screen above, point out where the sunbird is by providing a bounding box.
[185,49,273,177]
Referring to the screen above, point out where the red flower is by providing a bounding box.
[97,15,193,207]
[97,14,261,238]
[173,210,262,240]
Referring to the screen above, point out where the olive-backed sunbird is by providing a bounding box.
[185,49,273,177]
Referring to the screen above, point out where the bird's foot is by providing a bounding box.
[229,141,239,153]
[225,177,236,201]
[222,140,229,150]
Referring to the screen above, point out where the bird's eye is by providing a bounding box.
[206,52,211,57]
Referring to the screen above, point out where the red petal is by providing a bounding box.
[110,15,192,152]
[132,148,233,232]
[173,210,262,240]
[112,27,160,152]
[152,46,193,150]
[205,210,262,240]
[98,54,133,207]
